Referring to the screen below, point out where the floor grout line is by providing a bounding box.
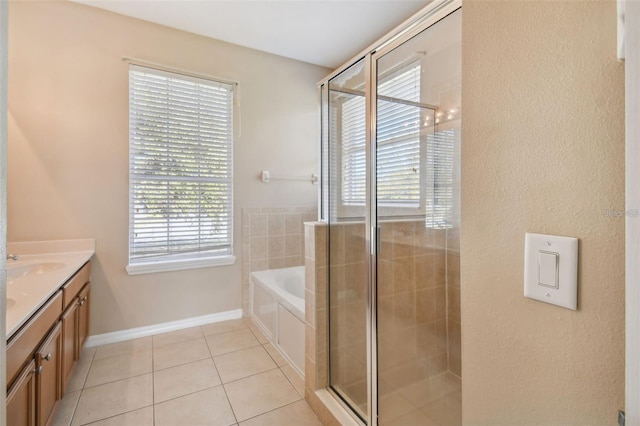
[203,327,239,426]
[77,404,154,426]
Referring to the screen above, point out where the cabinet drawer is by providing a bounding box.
[7,292,63,389]
[62,262,91,311]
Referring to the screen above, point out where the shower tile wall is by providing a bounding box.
[325,221,460,400]
[303,220,461,421]
[378,221,450,393]
[241,207,316,314]
[328,222,368,409]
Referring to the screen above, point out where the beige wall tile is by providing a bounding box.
[314,225,327,265]
[305,356,317,390]
[250,214,268,237]
[269,257,285,269]
[447,285,460,323]
[315,267,327,311]
[285,234,302,256]
[305,324,316,363]
[316,352,328,389]
[250,236,268,260]
[305,258,316,292]
[268,213,285,235]
[285,213,302,235]
[268,235,285,258]
[416,288,437,324]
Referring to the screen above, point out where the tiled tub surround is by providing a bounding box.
[52,318,321,426]
[241,207,316,315]
[304,221,462,425]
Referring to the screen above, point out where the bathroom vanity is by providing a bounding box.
[4,240,94,426]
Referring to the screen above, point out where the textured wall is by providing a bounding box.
[461,0,625,423]
[7,1,329,335]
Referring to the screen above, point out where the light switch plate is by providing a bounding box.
[524,233,578,310]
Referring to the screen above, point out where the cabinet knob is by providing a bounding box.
[35,366,43,375]
[43,353,52,361]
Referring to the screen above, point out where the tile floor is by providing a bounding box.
[52,318,322,426]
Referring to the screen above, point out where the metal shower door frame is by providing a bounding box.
[320,2,462,424]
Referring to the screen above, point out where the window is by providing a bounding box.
[341,63,422,208]
[127,65,235,274]
[333,61,456,227]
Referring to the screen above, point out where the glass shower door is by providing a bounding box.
[321,5,461,425]
[326,58,369,422]
[374,8,461,425]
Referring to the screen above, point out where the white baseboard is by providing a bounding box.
[85,309,243,348]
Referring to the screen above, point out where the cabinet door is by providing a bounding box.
[36,322,62,426]
[78,283,90,352]
[61,300,78,394]
[7,359,37,426]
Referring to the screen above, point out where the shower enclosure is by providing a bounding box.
[319,2,461,424]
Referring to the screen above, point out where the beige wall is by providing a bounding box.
[7,1,329,334]
[462,1,624,424]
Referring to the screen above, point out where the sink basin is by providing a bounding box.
[6,297,16,310]
[8,262,65,279]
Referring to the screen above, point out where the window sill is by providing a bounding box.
[126,255,236,276]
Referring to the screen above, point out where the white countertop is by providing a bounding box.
[6,239,95,339]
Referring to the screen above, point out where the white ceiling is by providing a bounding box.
[72,0,431,69]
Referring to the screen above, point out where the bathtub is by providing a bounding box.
[250,266,305,375]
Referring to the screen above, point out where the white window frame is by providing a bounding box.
[126,64,236,275]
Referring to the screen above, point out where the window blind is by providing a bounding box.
[128,65,233,264]
[425,128,456,229]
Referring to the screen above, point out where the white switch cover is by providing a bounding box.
[524,233,578,310]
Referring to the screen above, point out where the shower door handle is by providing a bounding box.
[371,226,381,256]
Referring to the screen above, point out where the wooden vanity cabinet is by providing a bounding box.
[6,260,92,426]
[7,360,37,426]
[36,323,62,426]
